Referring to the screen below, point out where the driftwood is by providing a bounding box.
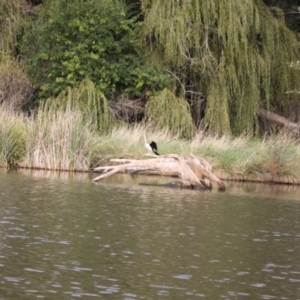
[92,154,226,191]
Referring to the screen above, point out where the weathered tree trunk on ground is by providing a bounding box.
[258,108,300,133]
[92,154,226,191]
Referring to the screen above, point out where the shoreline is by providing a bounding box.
[10,166,300,186]
[1,108,300,186]
[10,163,300,186]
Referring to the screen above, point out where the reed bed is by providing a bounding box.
[1,106,300,183]
[18,108,100,171]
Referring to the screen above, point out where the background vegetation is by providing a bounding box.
[0,0,299,176]
[21,0,167,100]
[141,0,299,134]
[1,0,299,135]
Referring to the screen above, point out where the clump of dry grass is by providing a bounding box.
[191,131,300,182]
[19,108,99,171]
[245,133,300,180]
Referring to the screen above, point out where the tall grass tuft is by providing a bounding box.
[190,131,300,182]
[19,108,99,171]
[0,108,25,168]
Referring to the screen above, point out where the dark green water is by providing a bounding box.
[0,170,299,299]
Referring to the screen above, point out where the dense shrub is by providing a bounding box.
[22,0,167,100]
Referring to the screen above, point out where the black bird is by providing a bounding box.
[144,133,160,155]
[149,141,160,155]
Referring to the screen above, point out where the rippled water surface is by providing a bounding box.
[0,170,300,299]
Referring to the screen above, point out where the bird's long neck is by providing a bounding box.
[143,132,147,144]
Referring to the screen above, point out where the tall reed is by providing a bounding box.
[19,108,99,171]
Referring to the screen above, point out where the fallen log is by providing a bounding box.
[92,154,226,191]
[186,155,226,191]
[258,108,300,133]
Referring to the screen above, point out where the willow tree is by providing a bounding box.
[144,88,196,138]
[140,0,299,135]
[0,0,33,110]
[43,79,116,134]
[0,0,27,58]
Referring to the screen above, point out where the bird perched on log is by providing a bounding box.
[144,133,160,155]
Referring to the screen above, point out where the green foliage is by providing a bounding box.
[262,1,300,32]
[22,0,167,100]
[204,67,231,134]
[290,61,300,71]
[141,0,300,135]
[286,60,300,94]
[43,78,116,134]
[144,88,196,139]
[0,57,33,110]
[0,0,27,58]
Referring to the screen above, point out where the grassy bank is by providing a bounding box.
[1,107,300,184]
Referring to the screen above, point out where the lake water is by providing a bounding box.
[0,170,299,299]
